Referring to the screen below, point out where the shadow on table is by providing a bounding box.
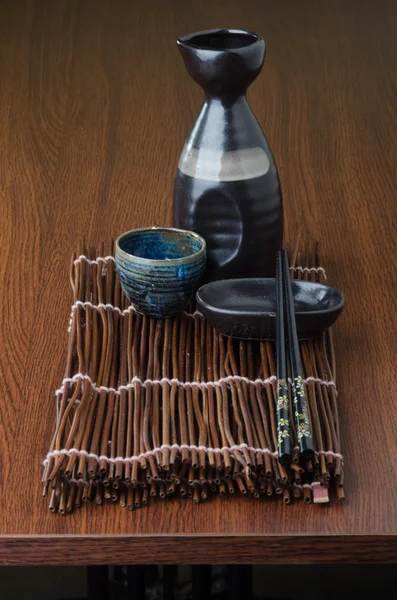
[0,564,396,599]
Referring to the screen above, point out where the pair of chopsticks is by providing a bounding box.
[276,249,314,466]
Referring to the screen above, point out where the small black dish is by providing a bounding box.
[196,278,344,340]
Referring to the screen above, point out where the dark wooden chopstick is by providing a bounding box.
[281,249,314,461]
[276,251,292,466]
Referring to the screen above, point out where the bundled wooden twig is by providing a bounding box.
[42,241,344,513]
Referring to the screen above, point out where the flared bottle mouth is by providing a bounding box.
[178,29,262,51]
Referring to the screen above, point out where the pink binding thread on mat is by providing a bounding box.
[292,445,343,461]
[54,372,278,397]
[43,444,343,468]
[74,255,115,265]
[294,483,322,491]
[42,442,279,467]
[289,265,327,279]
[54,372,336,398]
[70,299,202,318]
[67,300,203,332]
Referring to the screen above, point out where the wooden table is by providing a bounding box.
[1,0,397,565]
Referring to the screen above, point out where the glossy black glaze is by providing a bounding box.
[196,278,345,340]
[173,29,283,282]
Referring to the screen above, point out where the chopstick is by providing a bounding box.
[276,251,292,466]
[281,249,314,461]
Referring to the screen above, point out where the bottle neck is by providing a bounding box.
[204,90,247,106]
[183,86,266,154]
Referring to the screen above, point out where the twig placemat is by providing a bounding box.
[42,242,344,513]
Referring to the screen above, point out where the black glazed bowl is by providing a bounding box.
[196,278,345,340]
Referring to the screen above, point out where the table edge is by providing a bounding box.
[0,535,396,565]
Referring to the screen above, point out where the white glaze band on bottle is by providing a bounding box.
[178,145,270,182]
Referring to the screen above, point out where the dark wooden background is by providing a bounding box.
[1,0,397,564]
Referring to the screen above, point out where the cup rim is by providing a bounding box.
[115,226,206,266]
[178,29,263,52]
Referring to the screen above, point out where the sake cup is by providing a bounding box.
[115,227,206,318]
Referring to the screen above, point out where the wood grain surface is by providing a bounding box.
[0,0,397,564]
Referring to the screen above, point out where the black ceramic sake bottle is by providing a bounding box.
[173,29,283,281]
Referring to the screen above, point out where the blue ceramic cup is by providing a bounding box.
[115,227,206,317]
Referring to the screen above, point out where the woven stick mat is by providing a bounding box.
[42,243,344,513]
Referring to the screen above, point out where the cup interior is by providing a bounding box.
[117,228,204,261]
[188,30,258,50]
